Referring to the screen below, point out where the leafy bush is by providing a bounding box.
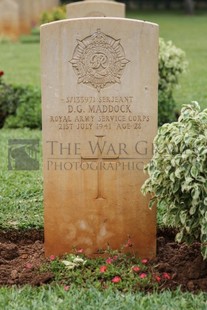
[158,38,187,126]
[0,71,26,128]
[40,5,66,24]
[4,86,41,129]
[142,102,207,258]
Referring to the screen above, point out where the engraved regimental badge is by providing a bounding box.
[70,29,129,92]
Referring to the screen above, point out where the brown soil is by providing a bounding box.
[0,228,207,292]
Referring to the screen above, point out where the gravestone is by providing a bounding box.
[41,17,158,258]
[41,0,48,11]
[31,0,42,24]
[50,0,60,9]
[42,0,59,11]
[66,0,125,18]
[0,0,20,39]
[16,0,32,34]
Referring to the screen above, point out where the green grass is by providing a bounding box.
[127,11,207,110]
[0,286,206,310]
[0,41,40,86]
[0,129,43,229]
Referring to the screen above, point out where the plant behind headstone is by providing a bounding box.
[158,38,187,126]
[142,102,207,259]
[0,71,26,128]
[4,86,41,129]
[40,6,66,24]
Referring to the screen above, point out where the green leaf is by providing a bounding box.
[175,168,182,179]
[180,211,187,225]
[201,245,207,260]
[190,166,199,179]
[148,197,157,210]
[176,231,183,243]
[169,173,175,182]
[172,181,180,193]
[191,186,200,200]
[189,205,196,215]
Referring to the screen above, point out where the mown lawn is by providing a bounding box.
[0,129,43,230]
[0,41,40,86]
[0,286,207,310]
[128,10,207,109]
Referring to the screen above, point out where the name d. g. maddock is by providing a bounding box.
[67,104,132,113]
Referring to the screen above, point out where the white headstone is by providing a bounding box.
[41,17,158,258]
[31,0,42,24]
[15,0,32,34]
[0,0,20,39]
[66,0,125,18]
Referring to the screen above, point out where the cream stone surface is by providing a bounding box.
[42,0,59,11]
[51,0,59,7]
[41,0,48,11]
[41,18,158,258]
[66,1,125,18]
[31,0,42,24]
[0,0,20,39]
[16,0,31,34]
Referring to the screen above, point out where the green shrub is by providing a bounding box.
[4,86,41,129]
[40,5,66,24]
[158,38,187,126]
[0,72,26,128]
[142,102,207,258]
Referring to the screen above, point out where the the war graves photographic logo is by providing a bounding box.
[8,139,39,171]
[70,29,129,92]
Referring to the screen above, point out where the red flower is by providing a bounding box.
[132,266,140,273]
[154,275,161,282]
[124,238,133,248]
[0,71,4,77]
[162,272,171,280]
[76,248,84,253]
[112,276,121,283]
[100,265,107,273]
[49,255,56,261]
[106,256,118,264]
[139,273,147,279]
[106,257,113,264]
[64,285,70,291]
[141,259,148,264]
